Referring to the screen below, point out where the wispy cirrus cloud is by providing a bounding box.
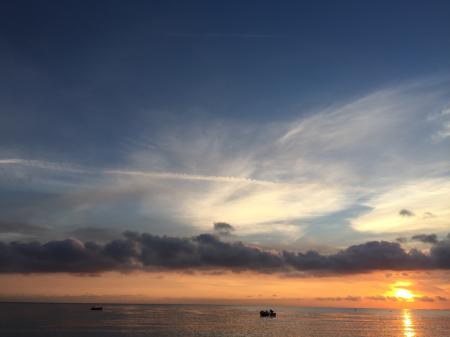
[351,178,450,233]
[0,77,449,247]
[0,158,88,173]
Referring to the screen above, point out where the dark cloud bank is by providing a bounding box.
[0,231,449,275]
[411,234,438,244]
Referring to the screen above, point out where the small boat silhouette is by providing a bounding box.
[90,306,103,311]
[260,309,276,318]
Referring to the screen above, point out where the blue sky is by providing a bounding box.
[1,1,450,251]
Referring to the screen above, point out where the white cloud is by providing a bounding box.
[351,178,450,233]
[1,77,449,245]
[429,106,450,142]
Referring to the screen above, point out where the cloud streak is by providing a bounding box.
[1,77,449,244]
[1,232,449,275]
[0,159,276,185]
[0,222,49,236]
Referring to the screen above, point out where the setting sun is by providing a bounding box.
[395,289,414,301]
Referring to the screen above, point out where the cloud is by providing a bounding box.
[366,295,388,301]
[67,227,121,243]
[315,296,361,301]
[416,296,435,302]
[365,295,437,302]
[351,179,450,233]
[0,156,348,241]
[0,159,88,174]
[396,237,408,243]
[213,222,235,235]
[430,237,450,268]
[103,169,277,186]
[411,234,438,244]
[1,78,449,245]
[1,231,449,275]
[0,222,48,236]
[430,106,450,141]
[399,209,415,217]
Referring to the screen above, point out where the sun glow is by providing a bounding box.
[385,281,416,303]
[395,289,414,301]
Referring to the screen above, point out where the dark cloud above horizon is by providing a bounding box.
[396,237,408,243]
[399,209,415,217]
[213,222,235,235]
[67,227,122,243]
[411,234,438,244]
[0,231,449,275]
[395,233,442,245]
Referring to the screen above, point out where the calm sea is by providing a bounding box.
[0,303,449,337]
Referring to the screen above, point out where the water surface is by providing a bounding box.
[1,303,449,337]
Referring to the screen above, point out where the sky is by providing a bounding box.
[0,1,450,309]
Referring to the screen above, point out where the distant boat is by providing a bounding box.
[260,309,276,318]
[90,306,103,311]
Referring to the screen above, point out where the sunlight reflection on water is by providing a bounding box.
[403,309,415,337]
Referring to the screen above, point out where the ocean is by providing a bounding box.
[0,303,449,337]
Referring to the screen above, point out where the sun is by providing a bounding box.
[386,281,416,303]
[395,288,414,301]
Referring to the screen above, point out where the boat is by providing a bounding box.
[90,306,103,311]
[260,309,276,318]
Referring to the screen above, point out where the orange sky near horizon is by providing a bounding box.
[1,270,449,310]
